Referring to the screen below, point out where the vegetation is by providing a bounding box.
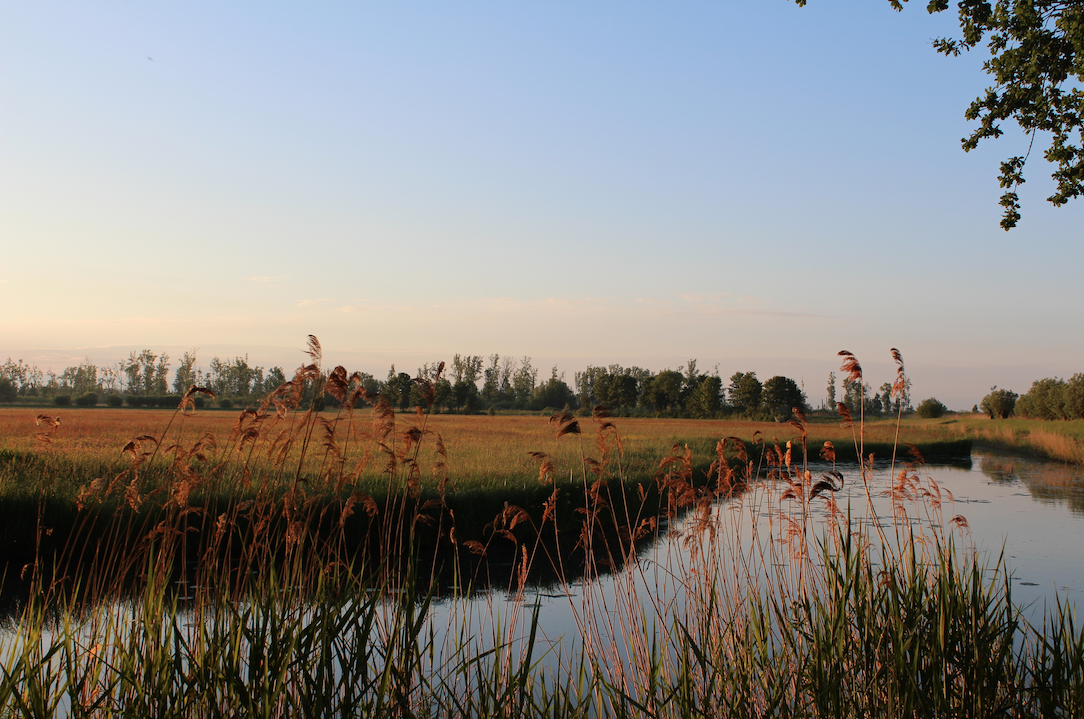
[982,387,1019,419]
[916,397,948,419]
[808,0,1084,229]
[1016,374,1084,420]
[0,342,1081,716]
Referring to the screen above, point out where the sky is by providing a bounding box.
[2,1,1081,410]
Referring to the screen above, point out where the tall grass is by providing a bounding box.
[1,342,1082,717]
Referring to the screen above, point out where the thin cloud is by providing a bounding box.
[298,298,334,307]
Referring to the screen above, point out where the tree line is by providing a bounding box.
[0,351,286,406]
[980,375,1084,421]
[0,350,826,419]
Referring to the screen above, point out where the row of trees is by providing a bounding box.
[981,375,1084,421]
[367,358,811,418]
[0,352,287,402]
[823,371,914,416]
[1,348,947,421]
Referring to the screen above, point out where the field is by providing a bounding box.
[0,406,978,496]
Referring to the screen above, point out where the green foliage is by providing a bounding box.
[219,398,233,409]
[728,372,762,414]
[642,369,685,413]
[53,395,71,406]
[761,375,806,418]
[981,387,1019,419]
[0,378,15,403]
[75,392,98,407]
[106,394,124,407]
[532,367,576,411]
[685,375,723,418]
[916,397,948,419]
[1016,374,1084,420]
[172,349,198,394]
[881,0,1084,229]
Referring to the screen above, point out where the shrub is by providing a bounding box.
[218,399,233,409]
[980,387,1018,419]
[915,397,947,419]
[106,394,124,407]
[54,395,72,406]
[126,396,144,408]
[75,392,98,407]
[1016,378,1069,420]
[0,378,15,403]
[194,396,207,409]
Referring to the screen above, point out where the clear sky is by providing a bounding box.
[2,1,1081,409]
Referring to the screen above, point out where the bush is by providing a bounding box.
[194,396,207,409]
[54,395,72,406]
[0,378,15,403]
[1016,378,1069,420]
[107,394,124,407]
[915,398,947,419]
[980,387,1017,419]
[126,396,144,408]
[218,399,233,409]
[75,392,98,407]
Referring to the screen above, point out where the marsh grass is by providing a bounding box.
[1,343,1082,717]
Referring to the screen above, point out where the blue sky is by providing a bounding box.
[2,1,1081,409]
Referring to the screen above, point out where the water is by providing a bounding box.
[426,447,1084,672]
[3,447,1083,714]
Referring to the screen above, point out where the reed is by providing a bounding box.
[1,343,1081,717]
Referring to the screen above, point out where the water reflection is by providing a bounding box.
[976,449,1084,515]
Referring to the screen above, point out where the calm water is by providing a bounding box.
[3,447,1083,713]
[433,446,1084,659]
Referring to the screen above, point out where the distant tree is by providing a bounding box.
[392,372,414,411]
[1067,374,1084,420]
[728,372,762,414]
[481,354,501,404]
[879,382,894,414]
[0,378,15,402]
[265,367,288,392]
[434,378,453,411]
[916,398,948,419]
[643,370,685,414]
[825,371,837,411]
[761,376,806,418]
[452,379,479,413]
[511,357,537,405]
[842,379,872,416]
[686,375,723,418]
[451,354,484,387]
[980,387,1018,419]
[173,350,198,395]
[532,367,576,410]
[1015,377,1078,420]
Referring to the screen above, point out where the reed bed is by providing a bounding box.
[1,342,1082,717]
[916,417,1084,465]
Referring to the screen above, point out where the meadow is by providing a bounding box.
[2,358,1083,716]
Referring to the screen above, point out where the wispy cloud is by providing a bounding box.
[660,293,838,319]
[298,298,334,307]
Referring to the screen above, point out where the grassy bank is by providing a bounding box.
[903,415,1084,465]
